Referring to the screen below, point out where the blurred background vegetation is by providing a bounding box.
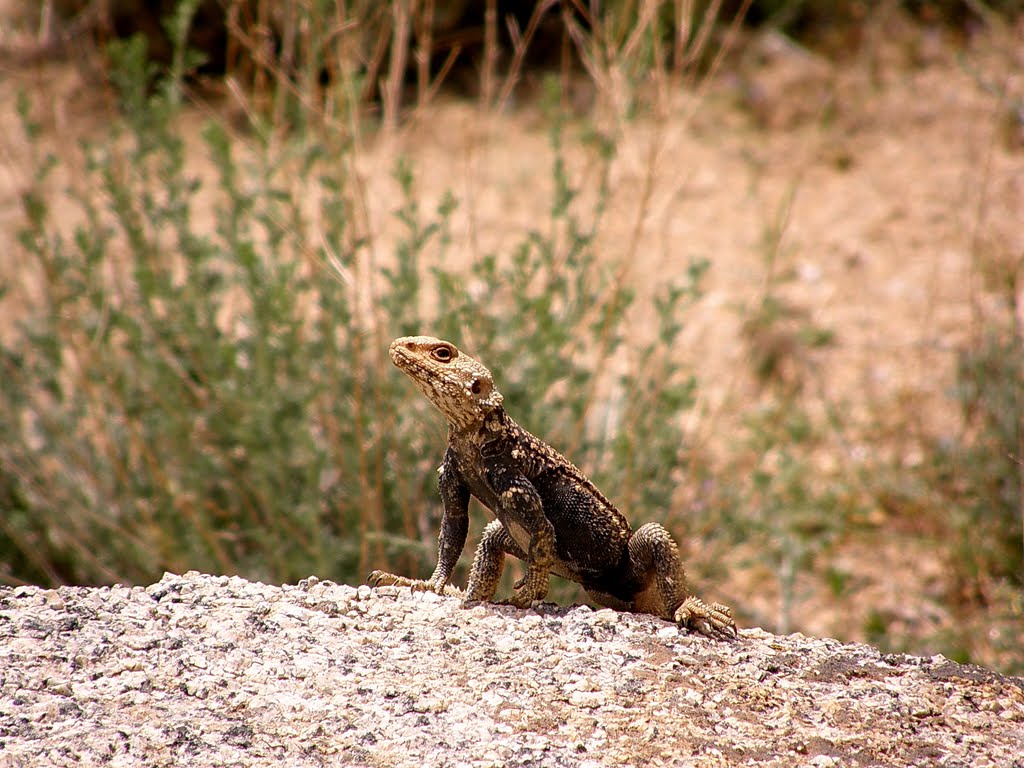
[0,0,1021,672]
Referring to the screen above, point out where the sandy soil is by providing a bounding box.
[0,12,1021,669]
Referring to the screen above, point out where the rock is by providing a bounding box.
[0,571,1021,767]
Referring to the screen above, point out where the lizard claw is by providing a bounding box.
[674,597,737,640]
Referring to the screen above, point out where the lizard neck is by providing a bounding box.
[447,405,512,443]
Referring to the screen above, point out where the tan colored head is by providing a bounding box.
[390,336,504,429]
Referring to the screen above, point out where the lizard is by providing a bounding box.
[368,335,736,638]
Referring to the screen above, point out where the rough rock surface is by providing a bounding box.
[1,572,1022,767]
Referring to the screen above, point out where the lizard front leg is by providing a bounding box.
[484,463,556,608]
[464,519,527,602]
[368,450,469,595]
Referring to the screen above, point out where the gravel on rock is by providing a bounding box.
[1,571,1022,767]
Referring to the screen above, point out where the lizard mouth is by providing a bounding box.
[388,338,412,365]
[389,341,410,368]
[391,350,425,380]
[389,341,432,382]
[389,340,456,406]
[389,341,432,380]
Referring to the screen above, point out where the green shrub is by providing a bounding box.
[943,320,1023,588]
[0,32,704,591]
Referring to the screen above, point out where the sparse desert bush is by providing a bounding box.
[0,9,708,597]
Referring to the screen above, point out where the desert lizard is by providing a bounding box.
[368,335,736,638]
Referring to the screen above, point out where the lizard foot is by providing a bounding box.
[367,570,435,592]
[674,597,737,639]
[367,570,426,590]
[367,570,463,598]
[504,571,549,609]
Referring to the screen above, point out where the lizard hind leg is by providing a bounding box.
[627,522,737,638]
[626,522,689,618]
[465,519,525,603]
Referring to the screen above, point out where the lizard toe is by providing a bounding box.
[366,570,395,587]
[505,593,536,610]
[367,571,439,593]
[675,597,738,640]
[502,566,550,609]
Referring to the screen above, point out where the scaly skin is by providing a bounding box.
[367,336,736,638]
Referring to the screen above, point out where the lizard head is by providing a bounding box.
[390,336,504,429]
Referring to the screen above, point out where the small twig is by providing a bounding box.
[415,0,435,109]
[495,0,559,113]
[383,0,412,134]
[481,0,498,108]
[0,0,109,65]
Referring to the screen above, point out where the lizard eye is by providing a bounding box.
[432,346,454,362]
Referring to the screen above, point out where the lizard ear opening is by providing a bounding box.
[470,378,490,396]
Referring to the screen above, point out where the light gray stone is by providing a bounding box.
[0,571,1021,767]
